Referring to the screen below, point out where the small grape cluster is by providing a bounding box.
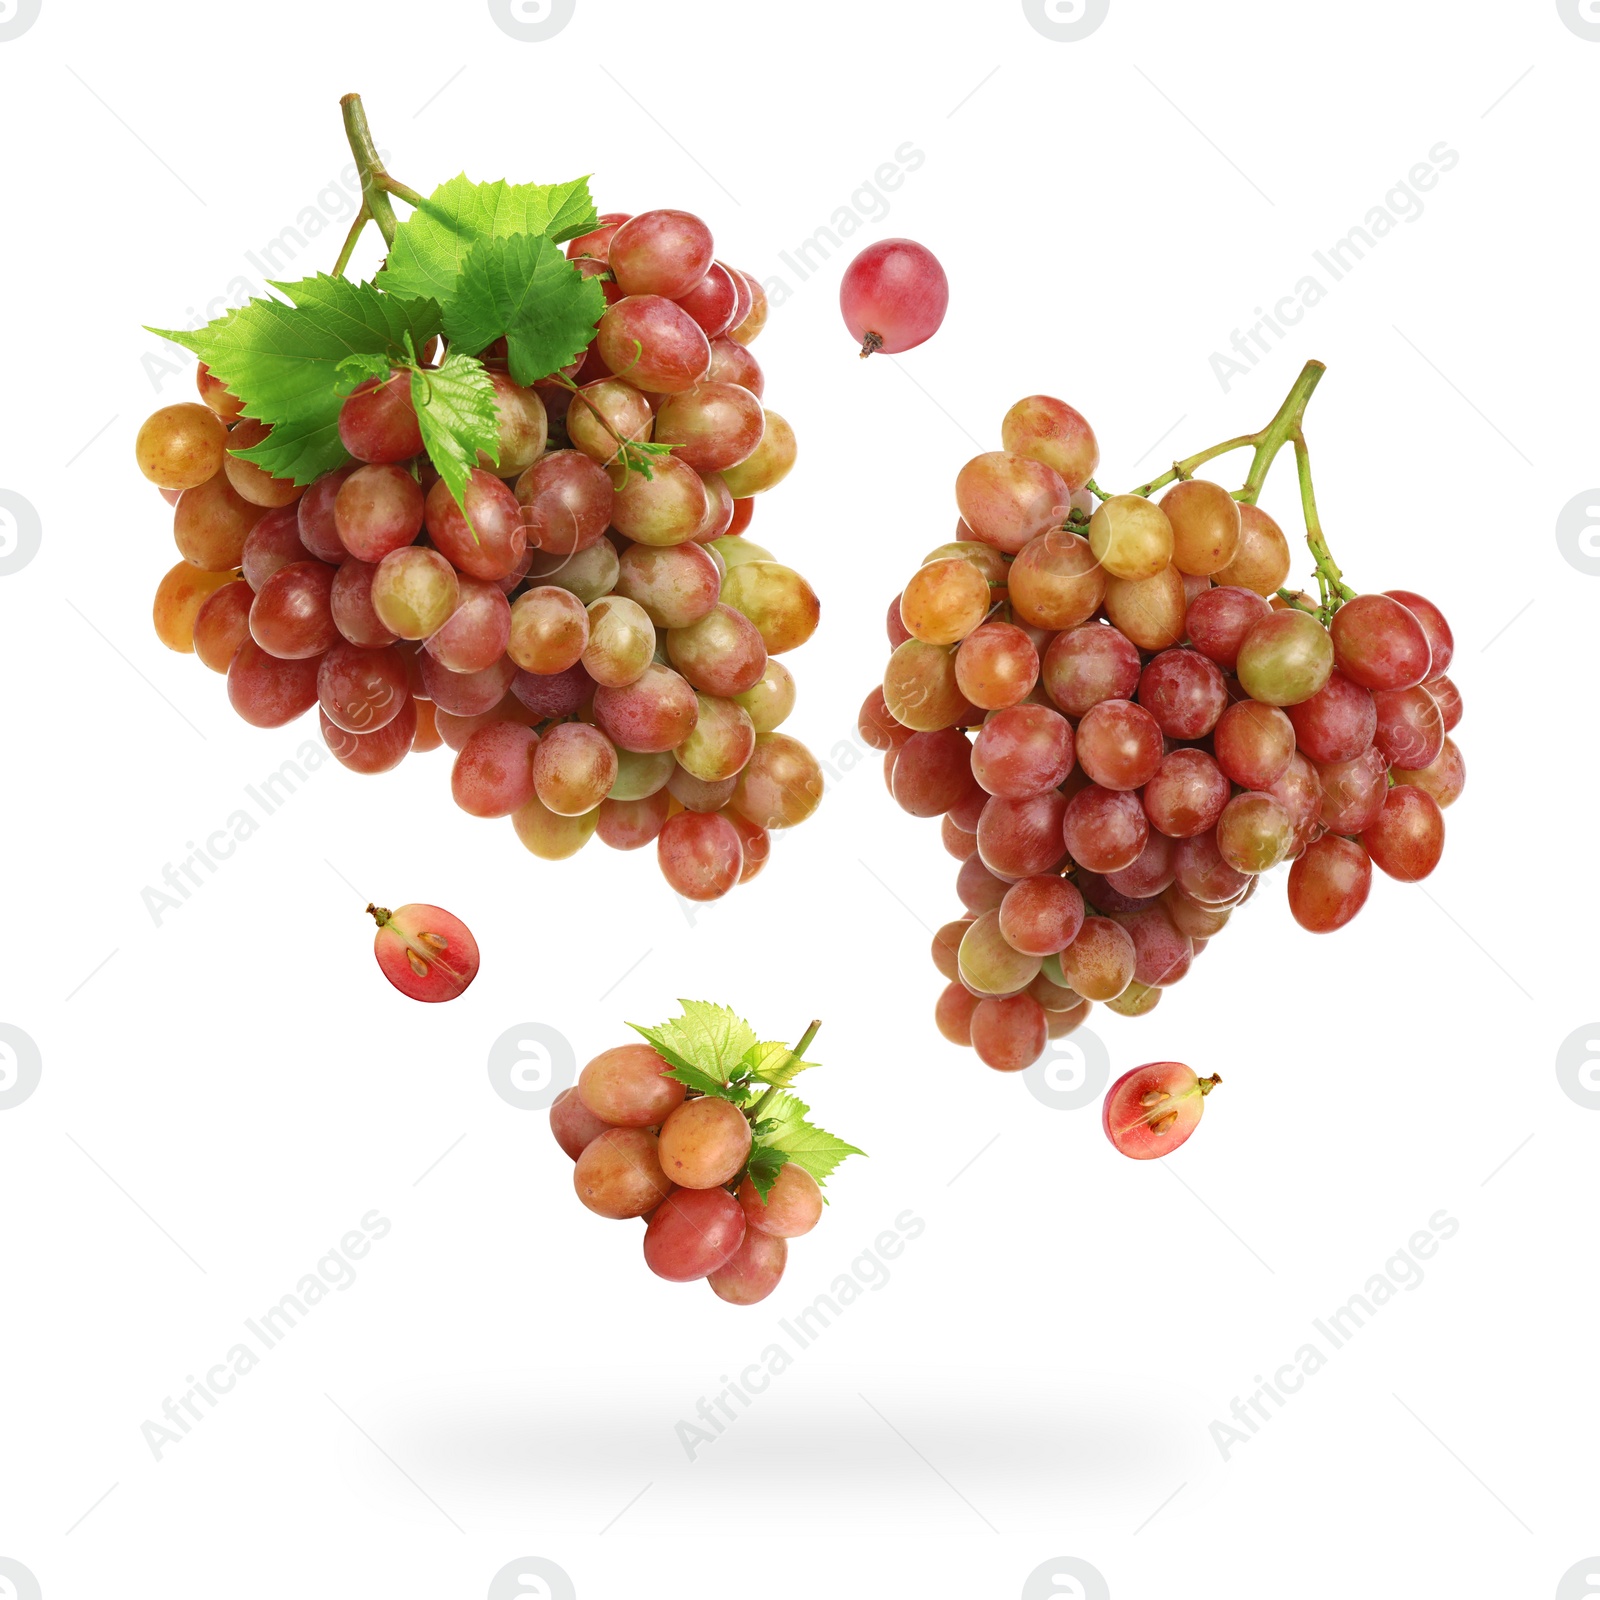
[547,1008,859,1304]
[140,207,824,903]
[861,366,1466,1076]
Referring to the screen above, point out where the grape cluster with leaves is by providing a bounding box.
[549,1004,861,1303]
[861,362,1465,1077]
[139,95,823,903]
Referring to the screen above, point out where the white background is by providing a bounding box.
[1,1,1595,1596]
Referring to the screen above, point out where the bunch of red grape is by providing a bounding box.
[861,369,1465,1075]
[550,1042,827,1304]
[140,208,823,903]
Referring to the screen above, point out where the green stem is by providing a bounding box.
[332,94,424,274]
[1293,432,1354,608]
[331,206,371,276]
[1107,359,1354,619]
[1128,434,1257,500]
[1235,359,1326,506]
[340,94,401,247]
[746,1020,822,1123]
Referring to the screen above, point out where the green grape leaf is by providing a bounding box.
[147,276,442,484]
[742,1039,819,1089]
[630,1000,760,1099]
[334,351,398,396]
[447,232,607,383]
[742,1145,790,1203]
[377,174,599,307]
[754,1092,864,1187]
[410,350,500,512]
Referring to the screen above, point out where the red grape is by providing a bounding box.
[970,704,1074,797]
[339,374,423,463]
[1138,648,1228,739]
[839,238,949,356]
[1103,1062,1219,1160]
[609,209,715,299]
[1329,593,1432,690]
[368,901,478,1002]
[1362,785,1444,881]
[1141,748,1230,838]
[1041,623,1141,716]
[643,1187,746,1281]
[452,722,539,817]
[1062,785,1148,874]
[1288,835,1372,931]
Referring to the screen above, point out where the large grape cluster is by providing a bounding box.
[862,378,1465,1075]
[141,208,823,903]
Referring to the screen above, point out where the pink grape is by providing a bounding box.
[593,662,700,752]
[227,638,321,727]
[1000,395,1099,492]
[1286,669,1376,764]
[514,449,615,554]
[999,876,1085,956]
[643,1187,746,1281]
[321,698,417,773]
[578,1043,686,1127]
[1362,785,1445,881]
[1383,589,1453,674]
[424,472,527,582]
[839,237,949,356]
[1075,699,1163,790]
[1288,835,1372,931]
[891,728,982,817]
[1236,609,1335,706]
[676,261,740,337]
[609,209,715,299]
[970,704,1074,797]
[1372,685,1444,769]
[955,451,1069,555]
[708,1229,787,1305]
[1140,748,1230,838]
[1042,624,1141,716]
[1062,785,1149,874]
[250,561,338,659]
[977,790,1070,879]
[334,463,424,563]
[596,790,673,850]
[424,577,511,673]
[1330,593,1432,690]
[1138,649,1228,739]
[1186,585,1272,671]
[1316,745,1390,833]
[653,383,765,473]
[970,994,1048,1072]
[451,722,540,818]
[242,504,313,590]
[1211,701,1295,788]
[338,374,423,463]
[1103,1062,1219,1160]
[597,296,712,393]
[534,722,619,816]
[317,642,408,733]
[297,464,360,563]
[367,901,477,1001]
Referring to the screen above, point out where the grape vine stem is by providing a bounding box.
[1097,360,1356,620]
[331,93,422,276]
[746,1019,822,1123]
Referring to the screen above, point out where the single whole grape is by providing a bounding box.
[839,238,949,357]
